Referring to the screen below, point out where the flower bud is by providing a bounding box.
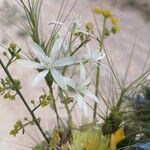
[9,42,17,50]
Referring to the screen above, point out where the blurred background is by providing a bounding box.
[0,0,150,149]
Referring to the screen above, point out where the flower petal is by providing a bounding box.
[50,38,63,61]
[76,94,88,116]
[17,60,43,69]
[76,94,84,110]
[32,42,46,61]
[83,90,99,103]
[86,44,91,56]
[79,62,86,83]
[54,57,76,67]
[49,21,65,26]
[95,51,105,60]
[32,70,49,87]
[82,101,88,117]
[63,77,76,89]
[81,78,91,87]
[51,69,67,90]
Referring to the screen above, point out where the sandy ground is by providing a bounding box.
[0,0,150,149]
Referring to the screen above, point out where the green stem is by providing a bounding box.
[116,89,126,110]
[93,17,106,121]
[0,59,49,143]
[93,64,100,120]
[64,103,72,131]
[6,56,14,68]
[32,103,41,112]
[70,39,90,56]
[49,86,60,128]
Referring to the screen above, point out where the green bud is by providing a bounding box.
[14,120,22,130]
[61,97,74,104]
[0,86,4,93]
[4,93,10,99]
[9,95,16,100]
[9,43,17,50]
[24,117,28,121]
[111,25,120,34]
[31,100,35,104]
[85,22,94,31]
[104,28,110,37]
[10,129,18,137]
[39,94,53,108]
[3,51,7,56]
[16,54,21,59]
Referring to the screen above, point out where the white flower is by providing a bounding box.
[18,38,76,90]
[70,14,93,37]
[65,62,99,116]
[71,14,83,29]
[49,21,64,26]
[84,44,105,63]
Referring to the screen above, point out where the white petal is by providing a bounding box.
[76,30,94,37]
[79,62,86,83]
[17,60,43,69]
[54,57,76,67]
[32,70,49,87]
[32,42,46,61]
[63,77,76,89]
[76,94,88,116]
[86,44,91,56]
[83,90,99,103]
[63,41,68,52]
[96,51,105,60]
[82,101,88,117]
[76,94,84,110]
[49,21,64,26]
[51,69,67,90]
[50,38,63,61]
[81,78,91,86]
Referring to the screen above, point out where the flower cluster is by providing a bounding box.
[93,6,120,35]
[0,77,21,100]
[9,120,23,137]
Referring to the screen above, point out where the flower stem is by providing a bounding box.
[0,58,49,143]
[93,64,100,120]
[93,17,106,121]
[49,86,60,128]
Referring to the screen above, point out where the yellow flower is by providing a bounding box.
[103,9,111,18]
[109,128,125,150]
[93,7,103,15]
[110,16,119,25]
[70,127,109,150]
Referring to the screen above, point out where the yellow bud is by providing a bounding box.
[9,42,17,50]
[10,129,18,137]
[14,120,22,129]
[93,7,103,15]
[9,95,16,100]
[111,16,119,25]
[4,93,9,99]
[16,54,21,59]
[103,10,111,18]
[85,22,94,32]
[111,25,120,34]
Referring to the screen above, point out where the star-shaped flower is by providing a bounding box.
[66,62,99,116]
[84,44,105,63]
[19,38,76,90]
